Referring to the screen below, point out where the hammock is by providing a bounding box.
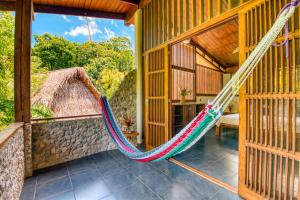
[100,1,299,162]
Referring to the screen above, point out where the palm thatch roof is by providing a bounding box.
[32,67,101,117]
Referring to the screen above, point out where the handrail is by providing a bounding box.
[0,123,24,148]
[31,113,102,122]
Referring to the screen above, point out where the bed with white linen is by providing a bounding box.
[215,113,300,137]
[215,113,239,136]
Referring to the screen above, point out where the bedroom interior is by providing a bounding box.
[170,17,240,190]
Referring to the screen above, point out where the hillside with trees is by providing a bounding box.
[0,12,134,130]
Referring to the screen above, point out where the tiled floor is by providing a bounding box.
[173,127,239,188]
[21,149,242,200]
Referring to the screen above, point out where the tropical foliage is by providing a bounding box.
[0,12,15,130]
[33,34,134,97]
[0,12,134,130]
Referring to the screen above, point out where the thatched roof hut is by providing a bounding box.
[32,67,101,117]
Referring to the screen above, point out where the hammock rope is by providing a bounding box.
[100,1,299,162]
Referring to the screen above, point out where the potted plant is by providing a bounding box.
[123,113,132,133]
[180,88,191,104]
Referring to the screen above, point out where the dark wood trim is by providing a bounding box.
[171,100,196,103]
[121,0,140,6]
[0,1,15,11]
[196,93,218,96]
[171,65,196,73]
[34,4,126,19]
[31,113,102,122]
[196,64,222,72]
[0,1,130,20]
[192,40,225,71]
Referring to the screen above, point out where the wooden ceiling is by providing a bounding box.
[0,0,147,24]
[191,18,239,68]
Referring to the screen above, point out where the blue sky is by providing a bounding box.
[32,14,135,47]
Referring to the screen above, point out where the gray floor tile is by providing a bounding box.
[67,158,96,175]
[20,184,35,200]
[35,176,72,200]
[176,175,220,198]
[138,170,174,197]
[70,170,102,188]
[45,191,75,200]
[73,179,111,200]
[36,165,68,185]
[103,171,140,192]
[100,195,117,200]
[210,188,242,200]
[21,150,241,200]
[173,128,238,188]
[161,181,209,200]
[113,181,160,200]
[96,161,126,177]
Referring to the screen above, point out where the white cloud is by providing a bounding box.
[110,20,118,28]
[104,27,116,39]
[65,18,101,37]
[61,15,71,23]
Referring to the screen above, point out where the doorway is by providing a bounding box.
[170,17,240,191]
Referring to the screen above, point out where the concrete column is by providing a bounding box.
[134,9,143,144]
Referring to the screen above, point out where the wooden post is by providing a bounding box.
[14,0,32,123]
[14,0,33,177]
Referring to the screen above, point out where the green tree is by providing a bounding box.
[97,68,125,98]
[0,12,15,130]
[31,56,49,95]
[33,33,78,70]
[0,12,14,99]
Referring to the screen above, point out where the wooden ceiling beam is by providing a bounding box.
[34,4,126,19]
[125,7,137,25]
[190,40,225,72]
[0,1,127,20]
[120,0,140,6]
[139,0,151,8]
[0,1,15,11]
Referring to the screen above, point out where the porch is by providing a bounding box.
[20,150,240,200]
[0,0,299,200]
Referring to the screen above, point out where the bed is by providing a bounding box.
[215,113,239,137]
[215,113,300,137]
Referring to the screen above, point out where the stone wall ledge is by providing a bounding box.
[0,122,24,148]
[32,116,115,170]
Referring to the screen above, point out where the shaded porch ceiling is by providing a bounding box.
[191,18,239,68]
[1,0,144,24]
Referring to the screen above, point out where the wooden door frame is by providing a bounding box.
[144,45,170,150]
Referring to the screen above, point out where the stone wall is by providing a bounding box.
[110,70,137,132]
[0,124,25,200]
[31,117,115,170]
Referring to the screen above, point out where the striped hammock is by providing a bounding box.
[100,1,299,162]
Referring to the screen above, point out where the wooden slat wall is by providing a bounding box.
[171,43,196,101]
[239,0,300,199]
[144,47,169,149]
[142,0,247,52]
[196,65,222,94]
